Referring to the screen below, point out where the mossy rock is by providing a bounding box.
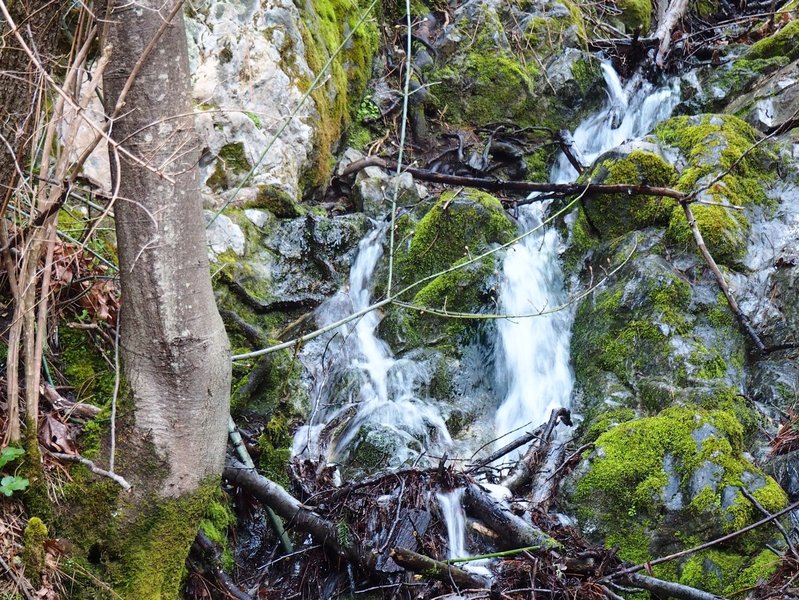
[296,0,379,192]
[745,19,799,62]
[615,0,652,32]
[566,406,787,595]
[206,142,252,192]
[654,114,775,266]
[247,184,305,218]
[571,243,747,418]
[702,56,789,112]
[581,147,678,239]
[395,189,515,290]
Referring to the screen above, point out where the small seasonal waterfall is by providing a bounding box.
[295,64,682,476]
[493,63,682,442]
[436,489,467,560]
[293,226,451,464]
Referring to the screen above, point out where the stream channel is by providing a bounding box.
[292,63,683,559]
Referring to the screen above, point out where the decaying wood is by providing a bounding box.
[501,408,570,494]
[624,573,723,600]
[223,459,358,561]
[41,383,101,420]
[463,483,560,551]
[389,547,489,590]
[655,0,690,67]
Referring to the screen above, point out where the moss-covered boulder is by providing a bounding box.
[426,0,602,132]
[654,114,775,266]
[580,145,678,239]
[571,235,751,430]
[565,406,787,596]
[380,189,515,352]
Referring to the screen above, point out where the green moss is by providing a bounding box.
[708,57,789,107]
[200,494,235,571]
[395,189,515,291]
[431,52,537,126]
[297,0,378,191]
[667,203,749,265]
[745,20,799,61]
[247,184,305,218]
[58,325,115,406]
[22,421,51,523]
[206,142,252,192]
[22,517,48,588]
[582,407,637,444]
[258,415,293,488]
[616,0,652,31]
[573,406,787,589]
[654,114,774,266]
[408,256,496,341]
[583,150,677,239]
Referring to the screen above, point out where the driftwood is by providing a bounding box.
[655,0,690,67]
[389,547,489,590]
[223,458,358,561]
[463,483,560,551]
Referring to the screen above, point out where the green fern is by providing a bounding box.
[336,519,350,547]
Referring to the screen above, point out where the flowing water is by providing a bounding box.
[295,64,682,485]
[493,64,682,443]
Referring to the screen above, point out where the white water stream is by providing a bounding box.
[295,64,681,494]
[494,64,682,442]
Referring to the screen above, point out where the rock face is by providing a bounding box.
[563,52,799,590]
[187,0,377,204]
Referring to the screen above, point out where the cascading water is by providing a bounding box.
[436,489,467,560]
[295,63,682,479]
[293,225,451,465]
[492,64,682,444]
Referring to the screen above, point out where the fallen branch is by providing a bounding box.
[41,383,101,420]
[501,408,569,494]
[654,0,690,68]
[623,572,723,600]
[463,483,560,551]
[340,156,686,201]
[223,458,357,561]
[389,547,488,590]
[739,485,799,559]
[49,452,131,491]
[466,423,547,475]
[193,530,253,600]
[680,200,772,353]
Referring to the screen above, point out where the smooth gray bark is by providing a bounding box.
[101,0,231,496]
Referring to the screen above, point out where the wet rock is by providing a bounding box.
[726,59,799,133]
[353,168,424,218]
[563,406,787,595]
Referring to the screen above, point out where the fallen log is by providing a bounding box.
[655,0,690,68]
[466,422,547,475]
[389,547,489,590]
[463,483,560,551]
[223,458,358,561]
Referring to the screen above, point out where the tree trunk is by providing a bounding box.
[97,0,231,595]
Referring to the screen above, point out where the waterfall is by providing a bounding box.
[493,64,681,443]
[437,489,467,560]
[293,225,451,465]
[295,63,682,473]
